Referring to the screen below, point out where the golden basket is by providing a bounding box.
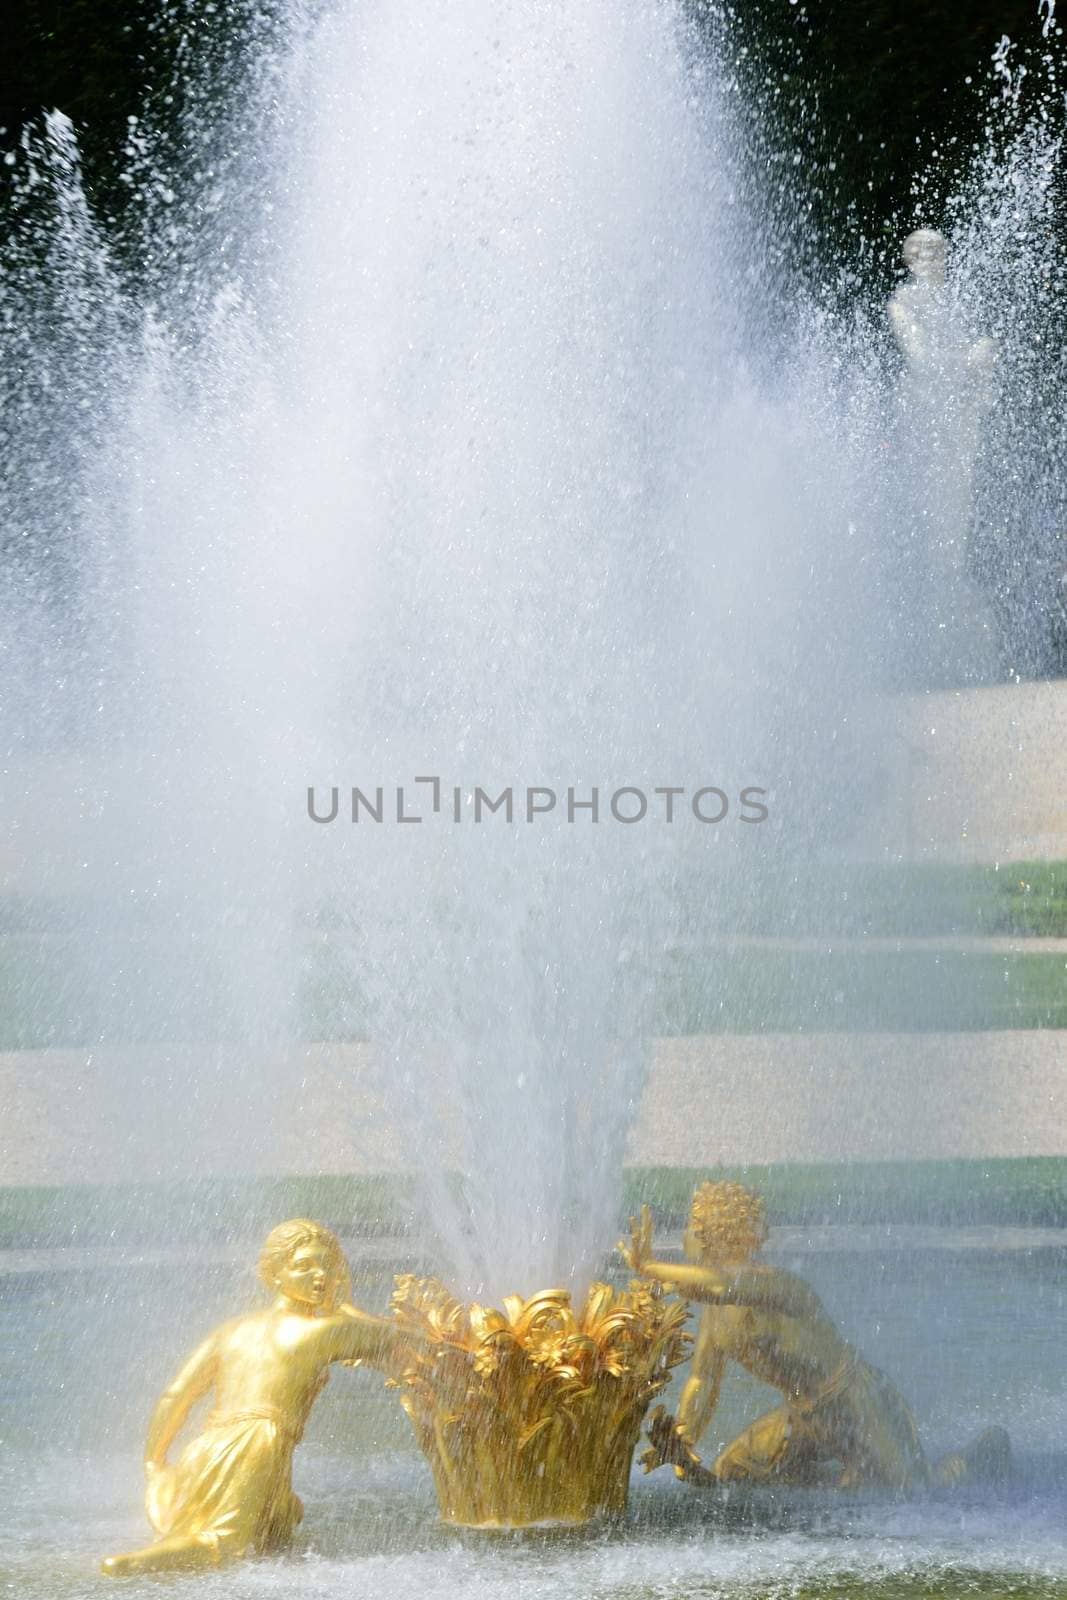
[387,1274,689,1527]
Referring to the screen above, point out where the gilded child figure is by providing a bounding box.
[623,1185,1010,1492]
[102,1218,418,1576]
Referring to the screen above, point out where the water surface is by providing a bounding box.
[3,1243,1064,1596]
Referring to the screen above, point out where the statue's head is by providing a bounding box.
[684,1181,768,1265]
[259,1218,350,1312]
[902,228,947,285]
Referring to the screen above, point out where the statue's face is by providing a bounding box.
[903,231,946,284]
[275,1241,333,1308]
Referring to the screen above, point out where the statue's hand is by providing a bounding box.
[618,1204,654,1274]
[640,1404,701,1476]
[639,1404,674,1472]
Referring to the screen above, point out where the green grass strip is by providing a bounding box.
[625,1157,1067,1229]
[778,1578,1067,1600]
[2,940,1067,1047]
[2,1158,1064,1250]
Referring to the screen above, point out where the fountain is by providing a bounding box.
[2,0,1066,1591]
[888,226,1001,684]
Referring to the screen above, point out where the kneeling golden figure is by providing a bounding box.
[388,1274,690,1526]
[102,1219,416,1576]
[626,1185,1010,1493]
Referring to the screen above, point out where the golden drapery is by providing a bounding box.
[145,1407,306,1561]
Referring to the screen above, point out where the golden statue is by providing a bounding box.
[102,1219,422,1576]
[623,1186,1010,1492]
[386,1273,690,1526]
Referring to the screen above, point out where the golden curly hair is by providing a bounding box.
[258,1218,349,1307]
[686,1181,768,1261]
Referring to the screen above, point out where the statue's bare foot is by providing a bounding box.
[101,1536,220,1577]
[101,1553,142,1578]
[934,1425,1012,1488]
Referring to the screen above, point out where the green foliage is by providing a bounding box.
[0,1173,409,1249]
[779,1576,1067,1600]
[682,860,1067,938]
[2,1156,1064,1248]
[658,944,1067,1033]
[627,1155,1067,1228]
[3,864,1067,1047]
[985,861,1067,935]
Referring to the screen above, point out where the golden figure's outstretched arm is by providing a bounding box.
[676,1336,727,1449]
[637,1257,818,1319]
[621,1212,818,1321]
[324,1303,419,1371]
[144,1332,219,1468]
